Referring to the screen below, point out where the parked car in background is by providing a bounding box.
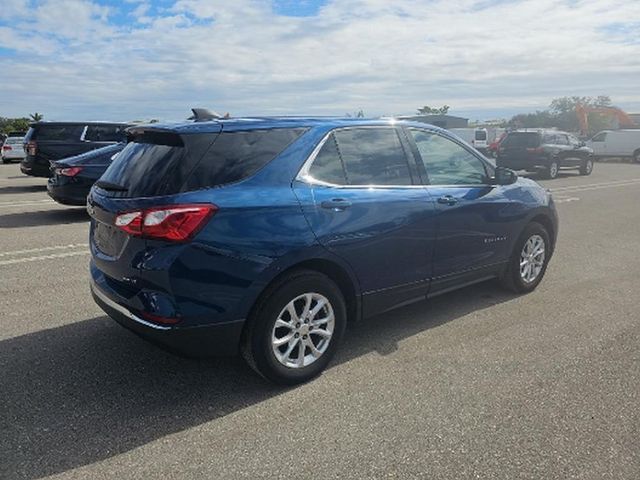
[587,129,640,163]
[496,129,594,179]
[487,131,507,157]
[1,135,26,163]
[48,143,125,205]
[449,127,489,154]
[21,121,130,177]
[88,116,558,385]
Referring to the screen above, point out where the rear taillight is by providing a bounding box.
[56,166,83,177]
[26,140,37,156]
[115,204,216,242]
[2,145,12,151]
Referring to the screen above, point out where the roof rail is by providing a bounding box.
[189,108,223,122]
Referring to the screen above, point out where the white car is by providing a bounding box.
[449,127,489,152]
[1,136,26,164]
[587,129,640,163]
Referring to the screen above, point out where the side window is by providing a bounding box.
[333,128,413,185]
[308,134,347,185]
[591,132,606,142]
[85,125,127,142]
[408,129,488,185]
[568,135,581,146]
[555,135,569,146]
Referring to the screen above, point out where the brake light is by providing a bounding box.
[115,204,216,242]
[26,140,37,156]
[2,145,12,151]
[57,166,83,177]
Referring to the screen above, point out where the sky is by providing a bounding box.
[0,0,639,122]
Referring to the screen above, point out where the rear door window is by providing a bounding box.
[32,124,85,142]
[475,130,487,141]
[591,132,607,142]
[84,125,128,142]
[333,128,413,185]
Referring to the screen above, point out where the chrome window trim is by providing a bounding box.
[295,125,424,189]
[80,125,89,142]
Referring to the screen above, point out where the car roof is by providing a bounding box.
[30,121,131,128]
[126,117,451,135]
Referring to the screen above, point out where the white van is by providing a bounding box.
[449,128,489,152]
[587,129,640,162]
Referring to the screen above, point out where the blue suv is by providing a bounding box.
[88,116,558,384]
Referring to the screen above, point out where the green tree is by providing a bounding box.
[417,105,450,115]
[29,112,44,122]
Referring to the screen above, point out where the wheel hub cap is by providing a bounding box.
[271,292,335,369]
[520,234,546,283]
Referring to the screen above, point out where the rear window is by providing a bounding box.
[31,124,85,142]
[5,137,24,145]
[501,132,540,148]
[84,125,128,142]
[99,128,305,197]
[475,130,487,141]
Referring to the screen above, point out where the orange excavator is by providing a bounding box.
[576,104,636,136]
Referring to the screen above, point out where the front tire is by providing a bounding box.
[500,222,551,293]
[241,270,347,385]
[579,158,594,175]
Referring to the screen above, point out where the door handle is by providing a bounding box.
[437,195,458,206]
[321,198,352,211]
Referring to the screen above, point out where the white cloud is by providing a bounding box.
[0,0,639,121]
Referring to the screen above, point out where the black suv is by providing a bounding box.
[21,122,130,177]
[496,130,594,179]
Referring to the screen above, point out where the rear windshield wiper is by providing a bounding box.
[95,180,128,191]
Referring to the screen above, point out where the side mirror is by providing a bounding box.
[494,166,517,185]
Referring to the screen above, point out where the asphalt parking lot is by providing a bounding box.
[1,162,639,479]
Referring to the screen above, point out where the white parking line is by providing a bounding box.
[0,199,56,209]
[0,243,89,258]
[551,178,640,193]
[0,250,89,266]
[555,196,580,204]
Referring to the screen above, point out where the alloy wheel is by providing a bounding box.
[271,293,335,368]
[520,234,546,283]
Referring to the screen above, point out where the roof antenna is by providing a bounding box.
[189,108,226,122]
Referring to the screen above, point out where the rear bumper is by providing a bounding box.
[47,179,91,206]
[90,277,244,357]
[20,159,51,177]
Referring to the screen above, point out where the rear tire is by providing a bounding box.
[633,151,640,164]
[579,158,594,175]
[241,270,347,385]
[1,157,8,164]
[544,160,559,179]
[500,222,551,294]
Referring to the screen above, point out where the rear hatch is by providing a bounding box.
[498,132,541,161]
[88,127,222,283]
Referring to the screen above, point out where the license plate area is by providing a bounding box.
[94,220,126,257]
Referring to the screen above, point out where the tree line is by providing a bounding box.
[417,96,619,134]
[0,113,43,136]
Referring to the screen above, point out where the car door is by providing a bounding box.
[293,127,437,317]
[405,127,524,294]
